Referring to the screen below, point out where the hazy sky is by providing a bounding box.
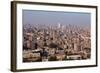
[23,10,91,28]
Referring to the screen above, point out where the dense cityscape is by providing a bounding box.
[23,23,91,62]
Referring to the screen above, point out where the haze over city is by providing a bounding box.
[23,10,91,28]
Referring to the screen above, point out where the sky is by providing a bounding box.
[23,10,91,28]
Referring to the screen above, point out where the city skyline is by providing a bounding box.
[23,10,91,28]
